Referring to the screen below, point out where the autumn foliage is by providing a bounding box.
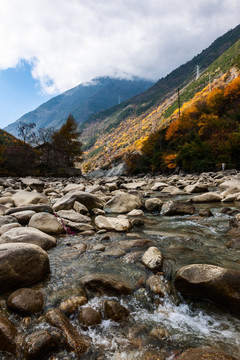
[127,75,240,173]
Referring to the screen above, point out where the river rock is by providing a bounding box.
[73,201,89,214]
[57,210,91,223]
[11,210,36,225]
[20,178,45,192]
[191,192,222,203]
[118,239,155,251]
[104,191,142,214]
[0,204,7,215]
[121,181,146,190]
[161,201,196,216]
[24,329,60,360]
[78,307,102,328]
[161,186,184,195]
[7,288,44,315]
[145,198,163,212]
[175,264,240,312]
[0,243,50,292]
[63,183,85,194]
[45,309,90,356]
[80,274,132,296]
[53,191,104,211]
[0,316,18,355]
[142,247,163,271]
[59,296,88,315]
[151,182,168,191]
[12,191,49,207]
[29,212,64,234]
[0,227,56,250]
[0,215,18,227]
[103,300,130,321]
[177,346,237,360]
[6,204,54,215]
[219,180,240,193]
[95,215,131,232]
[127,209,144,216]
[184,183,209,193]
[0,222,22,235]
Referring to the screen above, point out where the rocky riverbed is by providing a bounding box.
[0,171,240,359]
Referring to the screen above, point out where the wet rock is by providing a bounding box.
[177,346,238,360]
[184,183,209,193]
[24,329,60,360]
[29,212,64,234]
[53,191,104,211]
[0,315,18,355]
[142,247,163,271]
[149,327,170,340]
[0,227,56,250]
[95,215,131,232]
[45,308,90,356]
[12,190,49,207]
[118,239,155,251]
[161,201,195,216]
[80,274,132,296]
[0,243,50,293]
[103,300,129,321]
[57,209,91,223]
[198,209,213,217]
[175,264,240,313]
[104,191,142,214]
[145,198,163,212]
[7,288,44,315]
[59,296,88,315]
[146,275,169,297]
[191,192,222,203]
[0,222,22,235]
[78,307,102,328]
[102,246,126,257]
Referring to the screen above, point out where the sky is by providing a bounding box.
[0,0,240,129]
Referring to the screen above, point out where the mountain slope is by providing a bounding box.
[0,129,21,146]
[81,25,240,172]
[4,76,154,137]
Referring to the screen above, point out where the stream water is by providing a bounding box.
[1,196,240,359]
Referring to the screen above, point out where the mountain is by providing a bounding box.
[4,76,154,136]
[0,129,21,146]
[80,24,240,171]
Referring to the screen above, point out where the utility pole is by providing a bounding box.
[177,88,181,120]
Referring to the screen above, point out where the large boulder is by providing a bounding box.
[145,198,163,212]
[104,191,142,214]
[52,191,104,211]
[79,274,132,296]
[184,183,209,193]
[29,212,64,234]
[45,309,90,356]
[175,264,240,312]
[219,180,240,193]
[11,210,36,225]
[95,215,131,232]
[160,201,196,216]
[0,243,50,293]
[12,191,49,207]
[0,227,56,250]
[7,288,44,315]
[6,204,53,216]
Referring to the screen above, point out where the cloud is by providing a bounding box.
[0,0,239,94]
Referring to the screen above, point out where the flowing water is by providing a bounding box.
[1,198,240,359]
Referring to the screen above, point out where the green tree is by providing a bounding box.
[51,114,82,166]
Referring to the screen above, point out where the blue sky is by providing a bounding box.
[0,0,240,129]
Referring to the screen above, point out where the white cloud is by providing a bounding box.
[0,0,239,94]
